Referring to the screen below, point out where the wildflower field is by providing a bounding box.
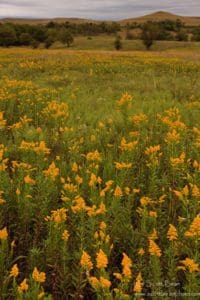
[0,48,200,299]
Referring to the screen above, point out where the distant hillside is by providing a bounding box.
[0,17,100,25]
[1,11,200,26]
[120,11,200,26]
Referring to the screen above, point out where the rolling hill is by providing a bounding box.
[120,11,200,26]
[1,11,200,26]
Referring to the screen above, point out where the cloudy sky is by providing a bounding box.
[0,0,199,20]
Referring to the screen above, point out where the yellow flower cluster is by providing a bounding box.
[167,224,178,241]
[43,162,59,181]
[46,208,67,224]
[185,215,200,238]
[116,92,133,108]
[96,249,108,269]
[80,251,93,271]
[178,258,199,273]
[32,267,46,283]
[122,253,132,277]
[148,239,162,257]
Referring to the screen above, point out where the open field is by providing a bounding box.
[65,36,200,51]
[0,48,200,299]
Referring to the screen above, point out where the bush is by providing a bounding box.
[176,30,188,41]
[114,36,122,50]
[31,39,40,49]
[19,33,33,46]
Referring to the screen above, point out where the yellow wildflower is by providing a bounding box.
[72,162,79,173]
[145,145,161,155]
[0,191,5,204]
[165,129,180,144]
[64,183,77,193]
[133,273,143,293]
[140,196,152,206]
[75,175,83,184]
[99,276,111,288]
[38,291,45,299]
[34,141,50,154]
[113,272,122,280]
[179,258,199,273]
[89,276,99,288]
[10,264,19,278]
[99,221,107,230]
[191,184,200,197]
[114,162,132,170]
[18,279,29,292]
[119,138,138,151]
[117,92,133,108]
[62,230,69,241]
[185,215,200,238]
[0,112,6,128]
[114,186,123,198]
[89,173,97,187]
[46,208,67,224]
[122,253,132,277]
[149,239,162,257]
[170,153,185,168]
[138,248,145,256]
[71,196,87,213]
[32,267,46,283]
[24,175,36,185]
[86,150,101,162]
[96,249,108,269]
[95,202,107,215]
[0,227,8,240]
[130,113,148,124]
[149,229,158,241]
[149,211,157,218]
[16,188,21,196]
[80,251,93,271]
[167,224,178,241]
[43,162,59,181]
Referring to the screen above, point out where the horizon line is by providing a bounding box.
[0,10,200,22]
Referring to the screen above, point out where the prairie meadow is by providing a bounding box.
[0,48,200,299]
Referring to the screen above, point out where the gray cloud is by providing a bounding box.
[0,0,199,20]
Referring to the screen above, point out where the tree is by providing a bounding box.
[31,26,46,43]
[141,22,158,50]
[0,25,17,47]
[31,39,40,49]
[192,27,200,41]
[125,30,134,40]
[59,29,74,47]
[114,36,122,50]
[19,33,33,46]
[44,36,55,49]
[176,30,188,41]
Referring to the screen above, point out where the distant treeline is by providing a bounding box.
[0,21,120,47]
[0,19,200,48]
[125,19,200,42]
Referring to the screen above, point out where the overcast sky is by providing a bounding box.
[0,0,199,20]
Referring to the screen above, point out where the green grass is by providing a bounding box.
[50,35,200,52]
